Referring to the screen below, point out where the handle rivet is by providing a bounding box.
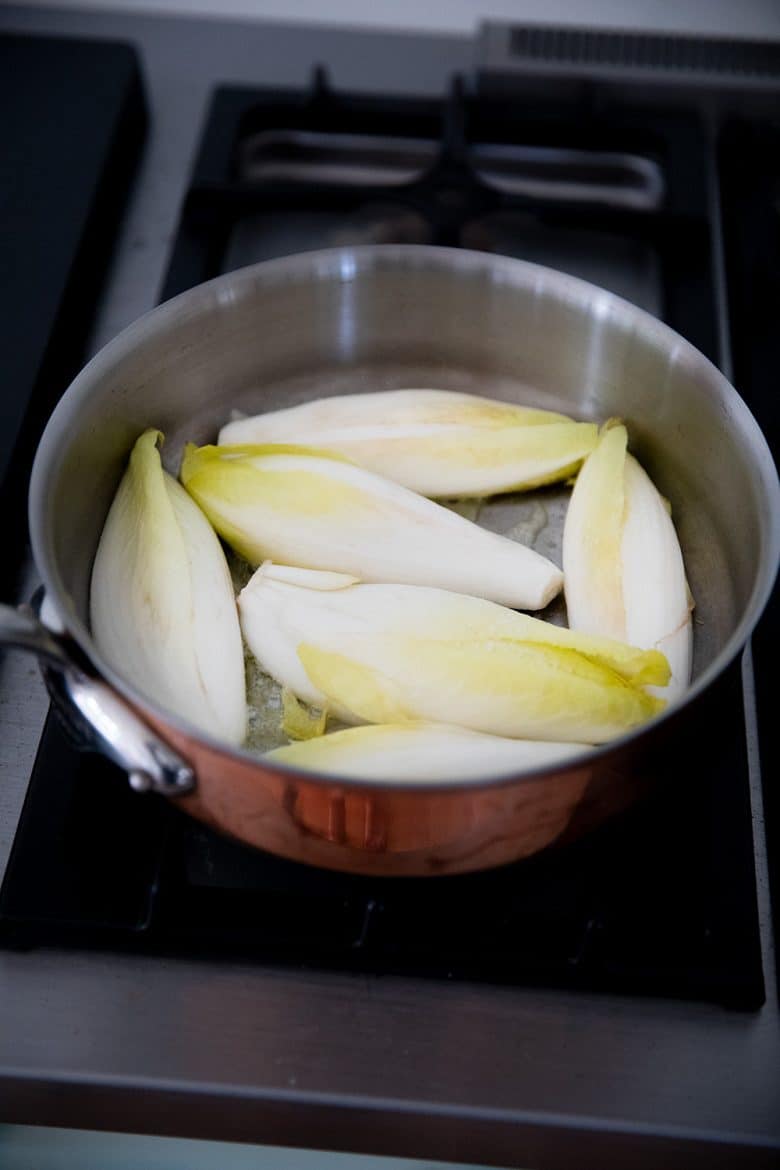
[128,770,152,793]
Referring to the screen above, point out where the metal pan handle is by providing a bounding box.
[0,600,195,797]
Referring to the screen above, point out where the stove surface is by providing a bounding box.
[0,68,768,1012]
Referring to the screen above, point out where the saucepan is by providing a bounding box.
[1,245,778,875]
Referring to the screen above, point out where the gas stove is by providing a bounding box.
[0,7,778,1167]
[0,65,770,1012]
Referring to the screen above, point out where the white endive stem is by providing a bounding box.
[239,563,669,744]
[267,722,591,782]
[562,424,693,700]
[181,443,563,610]
[219,389,598,498]
[90,430,246,744]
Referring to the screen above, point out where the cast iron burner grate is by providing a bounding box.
[0,70,770,1010]
[160,71,718,363]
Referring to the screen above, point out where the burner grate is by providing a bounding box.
[161,71,717,363]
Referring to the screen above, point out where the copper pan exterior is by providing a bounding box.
[144,682,711,875]
[25,246,780,875]
[146,711,595,875]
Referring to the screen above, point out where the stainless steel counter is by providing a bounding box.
[0,6,778,1167]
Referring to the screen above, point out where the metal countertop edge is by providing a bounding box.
[2,1072,779,1169]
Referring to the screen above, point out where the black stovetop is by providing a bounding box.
[0,32,146,598]
[1,67,777,1011]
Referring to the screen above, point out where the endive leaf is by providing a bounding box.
[561,422,627,641]
[182,442,563,610]
[360,588,669,687]
[218,388,598,497]
[563,425,693,700]
[281,688,328,740]
[298,645,408,725]
[620,453,693,697]
[239,564,667,744]
[262,563,360,590]
[266,722,591,783]
[298,640,662,742]
[90,430,246,743]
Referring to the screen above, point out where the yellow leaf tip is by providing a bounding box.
[281,687,328,740]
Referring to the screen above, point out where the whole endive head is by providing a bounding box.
[219,388,599,498]
[90,429,246,744]
[562,422,693,699]
[180,441,563,610]
[239,563,669,745]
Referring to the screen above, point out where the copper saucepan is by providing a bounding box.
[2,245,778,875]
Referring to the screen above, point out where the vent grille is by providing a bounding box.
[509,26,780,79]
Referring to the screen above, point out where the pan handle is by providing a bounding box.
[0,600,196,797]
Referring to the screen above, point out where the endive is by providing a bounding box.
[281,688,327,740]
[181,443,563,610]
[219,389,598,497]
[562,423,693,700]
[90,430,246,744]
[267,722,591,782]
[238,563,669,744]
